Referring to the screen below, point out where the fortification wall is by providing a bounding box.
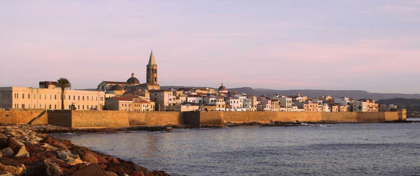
[0,109,48,124]
[71,111,130,128]
[220,112,323,124]
[200,111,224,127]
[48,110,72,127]
[0,109,407,128]
[128,112,180,126]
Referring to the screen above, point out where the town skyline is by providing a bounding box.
[1,0,419,93]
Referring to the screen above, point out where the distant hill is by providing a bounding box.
[230,88,420,100]
[162,86,420,100]
[377,98,420,117]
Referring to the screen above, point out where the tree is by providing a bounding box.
[57,78,71,110]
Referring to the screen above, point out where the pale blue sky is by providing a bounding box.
[0,0,419,93]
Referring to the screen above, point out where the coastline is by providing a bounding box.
[0,124,170,176]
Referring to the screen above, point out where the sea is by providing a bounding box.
[53,120,420,176]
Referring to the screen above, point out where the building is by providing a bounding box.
[303,101,319,112]
[352,99,379,112]
[149,90,177,111]
[0,81,105,110]
[106,96,155,112]
[218,83,228,94]
[138,51,160,91]
[97,51,160,97]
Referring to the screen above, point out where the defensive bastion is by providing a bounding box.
[0,108,407,128]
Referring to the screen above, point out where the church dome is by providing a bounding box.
[127,73,140,85]
[110,84,124,91]
[218,83,227,91]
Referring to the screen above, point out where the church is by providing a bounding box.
[97,51,160,98]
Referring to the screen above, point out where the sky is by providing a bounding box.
[0,0,419,93]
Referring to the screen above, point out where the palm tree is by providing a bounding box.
[57,78,71,110]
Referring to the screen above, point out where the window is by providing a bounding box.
[83,96,84,101]
[28,94,30,99]
[73,96,75,100]
[22,94,24,99]
[87,96,89,101]
[49,105,51,109]
[50,95,52,100]
[55,95,57,100]
[54,105,56,109]
[82,105,84,110]
[39,95,41,99]
[78,96,80,100]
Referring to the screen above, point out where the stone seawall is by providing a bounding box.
[0,109,407,128]
[200,110,406,126]
[0,109,48,125]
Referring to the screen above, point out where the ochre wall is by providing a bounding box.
[200,111,224,127]
[48,110,72,127]
[0,109,48,124]
[71,111,130,128]
[0,109,407,128]
[220,112,323,124]
[128,111,180,126]
[209,111,403,126]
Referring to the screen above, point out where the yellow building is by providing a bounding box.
[353,99,379,112]
[105,96,155,112]
[0,82,105,110]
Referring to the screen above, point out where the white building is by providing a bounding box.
[0,82,105,110]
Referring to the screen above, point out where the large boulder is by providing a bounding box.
[45,160,63,176]
[0,163,25,175]
[1,148,14,157]
[0,133,8,149]
[14,146,29,158]
[70,164,108,176]
[8,137,29,158]
[82,152,98,164]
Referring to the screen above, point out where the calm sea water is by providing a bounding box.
[53,122,420,176]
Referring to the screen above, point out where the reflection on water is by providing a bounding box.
[54,123,420,176]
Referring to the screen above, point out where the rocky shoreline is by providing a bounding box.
[0,124,170,176]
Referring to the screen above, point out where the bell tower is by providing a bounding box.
[146,51,158,85]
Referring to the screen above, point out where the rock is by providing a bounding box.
[0,134,8,149]
[106,161,136,175]
[70,164,108,176]
[106,156,120,164]
[82,152,98,164]
[56,150,71,161]
[14,145,29,158]
[96,155,108,163]
[52,142,68,151]
[106,171,118,176]
[42,143,59,151]
[0,163,26,175]
[0,171,14,176]
[45,160,63,176]
[66,158,83,165]
[134,166,151,175]
[7,137,24,154]
[25,142,42,153]
[7,137,29,158]
[130,171,145,176]
[1,148,14,157]
[151,171,170,176]
[0,151,2,158]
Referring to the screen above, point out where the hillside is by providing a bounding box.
[230,88,420,100]
[162,86,420,100]
[377,98,420,117]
